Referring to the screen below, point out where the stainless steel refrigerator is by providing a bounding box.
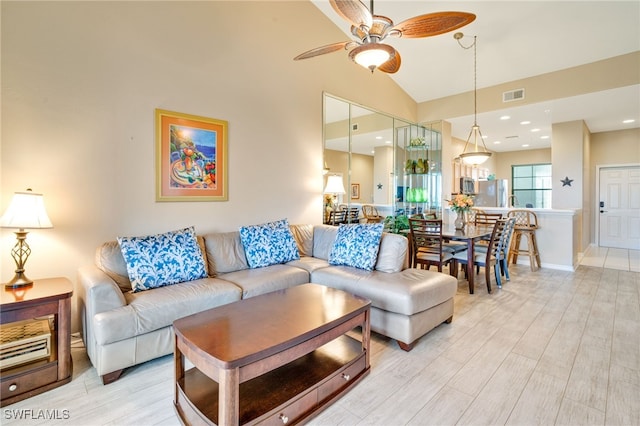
[474,179,508,207]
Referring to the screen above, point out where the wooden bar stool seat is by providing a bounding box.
[507,209,541,271]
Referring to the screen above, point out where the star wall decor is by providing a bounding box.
[561,176,574,187]
[377,183,383,189]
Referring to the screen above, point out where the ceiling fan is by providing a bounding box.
[294,0,476,73]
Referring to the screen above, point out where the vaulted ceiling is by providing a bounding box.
[313,0,640,152]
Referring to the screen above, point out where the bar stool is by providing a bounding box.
[507,209,541,271]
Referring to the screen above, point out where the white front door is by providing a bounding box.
[599,166,640,249]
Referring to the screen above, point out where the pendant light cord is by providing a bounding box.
[454,33,492,164]
[473,36,477,126]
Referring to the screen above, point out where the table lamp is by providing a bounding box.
[0,189,53,288]
[323,175,346,209]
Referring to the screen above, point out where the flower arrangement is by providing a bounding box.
[447,193,474,213]
[324,194,336,212]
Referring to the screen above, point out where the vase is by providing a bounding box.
[454,210,465,230]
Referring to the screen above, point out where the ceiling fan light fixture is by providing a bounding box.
[349,43,394,72]
[294,1,474,74]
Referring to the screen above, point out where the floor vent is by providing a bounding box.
[503,89,525,102]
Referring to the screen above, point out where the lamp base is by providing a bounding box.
[5,272,34,289]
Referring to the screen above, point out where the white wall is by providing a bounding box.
[552,121,586,209]
[493,149,552,182]
[0,1,416,331]
[590,128,640,243]
[373,146,393,204]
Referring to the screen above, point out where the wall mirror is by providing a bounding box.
[323,93,442,227]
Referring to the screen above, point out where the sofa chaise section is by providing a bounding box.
[306,225,457,350]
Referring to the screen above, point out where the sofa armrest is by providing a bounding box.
[78,265,127,316]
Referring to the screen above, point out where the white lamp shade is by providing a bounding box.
[349,44,395,70]
[0,191,53,229]
[323,175,346,194]
[460,124,492,166]
[460,151,491,165]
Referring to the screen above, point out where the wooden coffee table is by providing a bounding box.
[173,283,371,426]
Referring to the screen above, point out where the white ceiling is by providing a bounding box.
[313,0,640,153]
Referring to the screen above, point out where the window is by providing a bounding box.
[512,164,552,208]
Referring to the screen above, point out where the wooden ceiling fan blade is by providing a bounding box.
[293,41,354,60]
[378,50,401,74]
[330,0,373,29]
[391,12,476,38]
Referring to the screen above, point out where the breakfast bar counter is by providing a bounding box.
[446,207,581,271]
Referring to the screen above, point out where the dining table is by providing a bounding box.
[441,223,495,294]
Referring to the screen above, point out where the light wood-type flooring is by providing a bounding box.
[1,260,638,425]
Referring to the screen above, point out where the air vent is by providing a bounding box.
[352,123,359,131]
[503,89,525,103]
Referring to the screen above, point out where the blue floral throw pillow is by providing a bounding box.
[117,227,207,293]
[328,223,384,271]
[239,219,300,268]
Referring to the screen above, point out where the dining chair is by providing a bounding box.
[475,211,503,225]
[362,205,384,223]
[475,217,516,282]
[408,218,456,275]
[326,209,347,226]
[451,218,511,293]
[474,211,503,246]
[466,208,478,224]
[338,205,359,223]
[343,207,360,224]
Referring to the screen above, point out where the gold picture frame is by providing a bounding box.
[351,183,360,200]
[156,109,228,201]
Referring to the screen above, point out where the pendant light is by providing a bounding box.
[455,33,492,165]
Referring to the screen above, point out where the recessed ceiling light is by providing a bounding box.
[482,135,488,139]
[375,136,383,139]
[540,135,550,139]
[500,115,510,120]
[520,120,531,125]
[385,140,392,144]
[493,141,501,144]
[623,119,636,124]
[531,128,541,132]
[522,144,530,147]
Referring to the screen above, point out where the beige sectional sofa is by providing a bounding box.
[78,224,457,384]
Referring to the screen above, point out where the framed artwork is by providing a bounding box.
[351,183,360,199]
[156,109,228,201]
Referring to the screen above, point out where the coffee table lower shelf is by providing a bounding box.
[175,335,368,426]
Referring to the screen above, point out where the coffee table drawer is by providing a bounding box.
[318,354,366,402]
[260,389,318,426]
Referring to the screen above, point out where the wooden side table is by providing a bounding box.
[0,277,73,407]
